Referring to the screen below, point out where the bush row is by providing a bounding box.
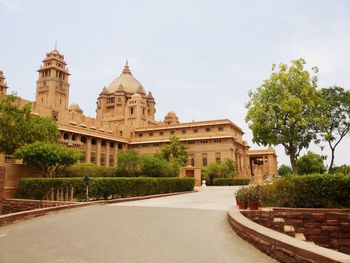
[237,174,350,208]
[17,177,195,201]
[212,178,250,186]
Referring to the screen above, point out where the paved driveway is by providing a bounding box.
[0,186,276,263]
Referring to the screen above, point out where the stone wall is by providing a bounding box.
[2,199,78,214]
[242,208,350,255]
[0,163,39,199]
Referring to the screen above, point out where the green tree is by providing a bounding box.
[246,58,320,173]
[330,164,350,175]
[141,155,169,177]
[317,86,350,172]
[278,164,292,176]
[159,136,188,166]
[14,142,82,178]
[116,150,142,176]
[201,159,236,184]
[296,151,326,175]
[0,94,59,154]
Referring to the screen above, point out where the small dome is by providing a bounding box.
[163,111,180,125]
[69,103,83,113]
[107,61,146,95]
[131,93,142,99]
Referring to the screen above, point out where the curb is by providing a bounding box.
[227,206,350,263]
[0,190,196,227]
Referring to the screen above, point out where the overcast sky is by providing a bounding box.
[1,0,350,167]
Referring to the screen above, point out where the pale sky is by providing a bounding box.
[1,0,350,167]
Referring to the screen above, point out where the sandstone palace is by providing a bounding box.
[0,49,277,182]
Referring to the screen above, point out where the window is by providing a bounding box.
[91,152,96,163]
[138,133,143,137]
[80,136,87,143]
[91,138,97,145]
[129,107,134,115]
[149,132,153,137]
[110,142,114,148]
[202,153,208,166]
[189,154,195,166]
[193,129,198,133]
[182,130,186,134]
[101,140,106,146]
[170,131,175,135]
[100,153,105,166]
[63,133,69,140]
[52,111,58,121]
[218,127,224,131]
[159,132,164,136]
[4,155,14,163]
[109,154,114,166]
[205,128,211,132]
[215,153,221,164]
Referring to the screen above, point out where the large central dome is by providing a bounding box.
[107,61,146,94]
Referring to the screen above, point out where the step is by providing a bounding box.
[284,225,295,233]
[273,217,284,223]
[295,233,306,241]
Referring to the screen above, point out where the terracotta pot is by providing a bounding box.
[248,200,260,210]
[237,200,248,209]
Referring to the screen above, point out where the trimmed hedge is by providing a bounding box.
[258,174,350,208]
[212,178,250,186]
[62,163,116,177]
[17,177,195,201]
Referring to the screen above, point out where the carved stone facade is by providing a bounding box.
[0,49,278,179]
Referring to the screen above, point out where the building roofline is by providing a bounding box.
[129,135,237,145]
[135,119,244,133]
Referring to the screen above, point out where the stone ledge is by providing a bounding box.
[227,206,350,263]
[0,190,195,227]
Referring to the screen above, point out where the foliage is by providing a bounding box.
[14,142,82,178]
[0,94,59,154]
[212,178,249,186]
[159,136,188,166]
[255,174,350,208]
[17,178,85,200]
[201,159,236,185]
[235,186,261,202]
[278,164,293,176]
[115,150,143,177]
[141,155,171,177]
[316,86,350,172]
[17,177,195,200]
[296,151,326,175]
[245,58,320,172]
[330,164,350,175]
[62,163,116,177]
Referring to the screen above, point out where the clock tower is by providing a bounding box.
[35,49,70,111]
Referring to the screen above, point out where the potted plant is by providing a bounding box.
[247,186,261,210]
[235,188,249,209]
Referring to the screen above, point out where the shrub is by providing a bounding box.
[212,178,250,186]
[17,178,85,200]
[296,152,326,175]
[17,177,195,200]
[278,164,292,176]
[62,163,116,177]
[330,164,350,175]
[202,159,236,185]
[257,174,350,208]
[115,150,143,177]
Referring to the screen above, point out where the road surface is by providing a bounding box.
[0,186,276,263]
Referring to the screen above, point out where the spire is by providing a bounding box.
[122,60,132,75]
[55,40,57,50]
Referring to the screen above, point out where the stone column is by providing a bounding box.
[96,139,101,166]
[86,137,92,163]
[105,141,110,167]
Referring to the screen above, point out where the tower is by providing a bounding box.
[35,49,70,110]
[0,70,8,96]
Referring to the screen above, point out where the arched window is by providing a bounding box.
[202,158,207,167]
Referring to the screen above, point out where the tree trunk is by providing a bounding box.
[329,148,335,173]
[289,148,297,174]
